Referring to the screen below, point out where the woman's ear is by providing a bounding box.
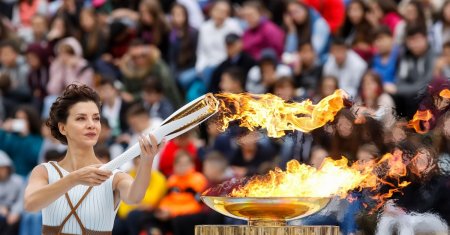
[58,122,67,136]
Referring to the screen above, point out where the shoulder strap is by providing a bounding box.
[49,162,93,235]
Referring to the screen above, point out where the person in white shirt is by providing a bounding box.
[323,38,367,98]
[196,0,242,88]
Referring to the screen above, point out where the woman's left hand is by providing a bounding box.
[138,134,159,163]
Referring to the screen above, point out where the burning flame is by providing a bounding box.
[440,89,450,99]
[215,90,345,138]
[229,153,409,209]
[407,110,433,134]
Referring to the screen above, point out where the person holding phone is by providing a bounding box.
[24,84,161,234]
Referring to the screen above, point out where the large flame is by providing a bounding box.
[407,110,433,134]
[215,90,345,138]
[229,153,409,209]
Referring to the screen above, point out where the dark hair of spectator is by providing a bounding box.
[284,0,312,45]
[0,40,20,53]
[331,37,348,47]
[405,24,427,38]
[405,0,427,32]
[100,117,110,129]
[222,67,246,88]
[440,0,450,26]
[46,84,102,145]
[340,0,373,44]
[373,25,393,39]
[138,0,169,46]
[143,77,164,94]
[98,77,116,88]
[374,0,400,15]
[243,0,265,13]
[126,103,149,119]
[170,2,197,68]
[15,105,42,135]
[359,71,384,103]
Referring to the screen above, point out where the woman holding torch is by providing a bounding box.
[23,84,159,235]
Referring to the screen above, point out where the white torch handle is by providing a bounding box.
[100,105,212,171]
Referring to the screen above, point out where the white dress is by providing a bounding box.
[41,161,120,234]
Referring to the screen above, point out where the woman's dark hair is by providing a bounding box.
[405,0,427,32]
[15,105,42,135]
[340,0,373,45]
[138,0,169,46]
[359,71,383,104]
[170,2,197,69]
[285,1,312,46]
[440,0,450,26]
[375,0,399,15]
[46,84,101,145]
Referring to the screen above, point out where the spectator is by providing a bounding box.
[0,150,25,235]
[219,67,246,94]
[113,156,167,235]
[119,39,182,107]
[284,0,330,63]
[46,37,94,95]
[118,103,162,171]
[241,1,285,60]
[26,42,50,113]
[209,33,255,93]
[397,0,431,44]
[367,0,404,42]
[355,71,396,128]
[29,14,49,44]
[37,120,66,164]
[339,0,374,62]
[392,26,435,118]
[0,105,43,177]
[371,26,400,87]
[435,41,450,77]
[158,132,198,177]
[105,20,136,60]
[96,78,130,137]
[328,109,362,161]
[141,78,174,120]
[230,131,278,177]
[301,0,345,34]
[312,75,339,103]
[196,0,242,87]
[177,0,205,29]
[246,48,292,94]
[168,3,198,96]
[0,40,31,104]
[137,0,170,60]
[153,150,208,234]
[432,0,450,54]
[79,7,107,62]
[323,38,367,98]
[292,42,323,97]
[197,119,235,162]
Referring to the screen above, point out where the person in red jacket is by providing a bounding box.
[158,132,198,177]
[301,0,345,34]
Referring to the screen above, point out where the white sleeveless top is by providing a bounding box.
[42,162,120,233]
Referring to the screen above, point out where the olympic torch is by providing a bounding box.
[100,93,220,171]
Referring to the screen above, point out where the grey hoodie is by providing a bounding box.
[0,150,25,215]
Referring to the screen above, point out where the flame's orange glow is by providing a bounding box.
[230,154,409,207]
[215,90,345,137]
[407,110,433,134]
[440,89,450,99]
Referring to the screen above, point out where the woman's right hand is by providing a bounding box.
[71,165,112,186]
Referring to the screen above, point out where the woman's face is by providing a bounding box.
[80,10,96,31]
[362,75,379,99]
[336,115,353,137]
[369,2,383,20]
[288,3,308,25]
[139,4,154,25]
[348,2,365,25]
[403,4,419,23]
[321,78,338,97]
[171,5,187,28]
[61,101,101,147]
[242,6,261,29]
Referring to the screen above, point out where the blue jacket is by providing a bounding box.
[371,46,400,84]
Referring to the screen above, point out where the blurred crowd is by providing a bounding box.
[0,0,450,234]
